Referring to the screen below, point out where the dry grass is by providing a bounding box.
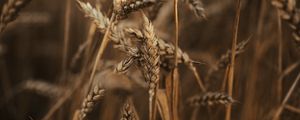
[0,0,300,120]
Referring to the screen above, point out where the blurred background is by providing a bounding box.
[0,0,299,120]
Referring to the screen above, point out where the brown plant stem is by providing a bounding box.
[225,0,241,120]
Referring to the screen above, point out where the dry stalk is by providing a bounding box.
[226,0,241,120]
[172,0,180,119]
[0,0,31,33]
[284,104,300,114]
[273,71,300,120]
[272,0,300,47]
[187,92,235,106]
[62,0,72,81]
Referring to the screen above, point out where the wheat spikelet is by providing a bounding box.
[187,92,235,106]
[79,83,105,120]
[272,0,300,46]
[120,102,138,120]
[113,0,158,20]
[0,0,31,33]
[186,0,206,19]
[115,56,136,74]
[20,80,63,98]
[77,0,109,32]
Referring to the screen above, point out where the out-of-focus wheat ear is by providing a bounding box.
[20,80,64,98]
[115,56,136,74]
[113,0,158,20]
[120,101,139,120]
[271,0,300,46]
[186,0,206,19]
[0,0,31,33]
[79,83,105,120]
[216,37,251,71]
[77,0,109,31]
[187,92,235,106]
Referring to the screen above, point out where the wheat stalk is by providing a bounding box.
[187,92,235,106]
[272,0,300,46]
[0,0,31,33]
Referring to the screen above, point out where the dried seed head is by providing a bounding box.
[21,80,63,98]
[187,0,206,19]
[272,0,300,47]
[77,0,109,31]
[187,92,235,106]
[120,102,138,120]
[0,0,32,33]
[114,0,158,20]
[138,13,160,99]
[79,83,105,120]
[217,38,250,70]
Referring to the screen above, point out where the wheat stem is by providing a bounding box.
[225,0,241,120]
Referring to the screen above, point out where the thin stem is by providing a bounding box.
[174,0,179,67]
[276,9,283,103]
[62,0,71,81]
[87,13,115,94]
[284,104,300,114]
[273,71,300,120]
[225,0,241,120]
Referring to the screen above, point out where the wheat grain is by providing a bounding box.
[115,56,136,74]
[0,0,31,33]
[187,92,235,106]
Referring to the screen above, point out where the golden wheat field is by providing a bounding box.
[0,0,299,120]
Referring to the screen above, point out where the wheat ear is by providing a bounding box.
[0,0,31,33]
[188,92,235,106]
[114,0,159,20]
[272,0,300,46]
[79,83,105,120]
